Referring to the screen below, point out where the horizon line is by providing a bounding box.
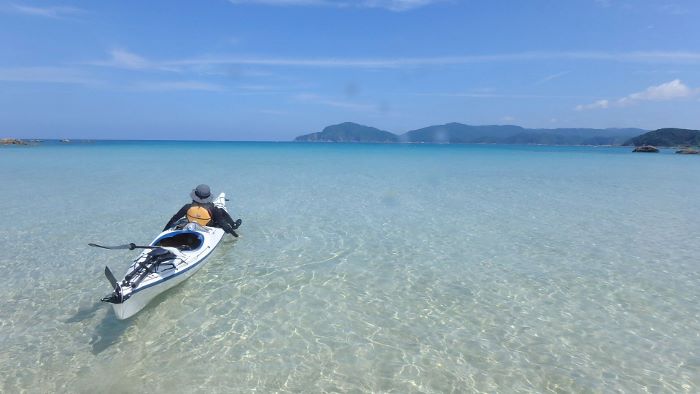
[10,123,700,142]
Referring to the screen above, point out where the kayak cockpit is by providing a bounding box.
[153,230,204,251]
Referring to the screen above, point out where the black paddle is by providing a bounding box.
[104,266,120,291]
[101,266,123,304]
[89,243,162,251]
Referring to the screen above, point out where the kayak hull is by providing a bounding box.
[111,249,213,319]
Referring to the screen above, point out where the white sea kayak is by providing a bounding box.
[99,193,230,319]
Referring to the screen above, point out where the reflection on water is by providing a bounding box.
[90,313,130,355]
[65,302,103,324]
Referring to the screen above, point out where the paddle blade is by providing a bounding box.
[104,266,120,292]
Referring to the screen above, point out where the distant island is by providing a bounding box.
[623,128,700,147]
[295,122,650,146]
[294,122,399,143]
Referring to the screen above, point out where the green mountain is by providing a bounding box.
[294,122,398,142]
[401,123,525,143]
[502,128,643,145]
[295,122,647,145]
[623,128,700,147]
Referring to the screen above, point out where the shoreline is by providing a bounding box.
[2,138,699,150]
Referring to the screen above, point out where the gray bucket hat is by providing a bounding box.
[190,184,213,204]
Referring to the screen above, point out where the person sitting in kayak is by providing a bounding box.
[163,184,242,237]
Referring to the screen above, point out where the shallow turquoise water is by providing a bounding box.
[1,142,699,392]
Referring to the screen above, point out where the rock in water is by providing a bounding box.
[0,138,27,145]
[676,148,699,154]
[633,145,659,153]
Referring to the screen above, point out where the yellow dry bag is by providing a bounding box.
[186,205,212,226]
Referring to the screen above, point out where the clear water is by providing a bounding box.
[1,142,698,393]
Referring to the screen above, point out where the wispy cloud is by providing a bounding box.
[164,51,700,69]
[294,93,378,111]
[259,109,292,116]
[87,49,180,72]
[229,0,330,5]
[0,67,99,85]
[132,81,224,92]
[107,49,151,70]
[86,50,700,73]
[237,84,278,91]
[5,3,84,18]
[593,0,692,16]
[227,0,445,11]
[535,70,571,85]
[576,79,698,110]
[0,66,226,92]
[658,3,690,16]
[575,99,609,111]
[418,92,594,99]
[616,79,695,106]
[360,0,445,11]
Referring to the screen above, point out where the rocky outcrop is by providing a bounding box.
[1,138,27,145]
[633,145,659,153]
[676,148,699,155]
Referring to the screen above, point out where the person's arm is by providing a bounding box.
[163,204,190,230]
[212,207,240,237]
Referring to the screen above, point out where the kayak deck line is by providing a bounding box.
[128,244,216,296]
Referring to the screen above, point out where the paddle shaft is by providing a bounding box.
[89,243,161,250]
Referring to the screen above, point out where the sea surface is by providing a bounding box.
[1,141,699,393]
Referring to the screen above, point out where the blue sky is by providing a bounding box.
[1,0,699,140]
